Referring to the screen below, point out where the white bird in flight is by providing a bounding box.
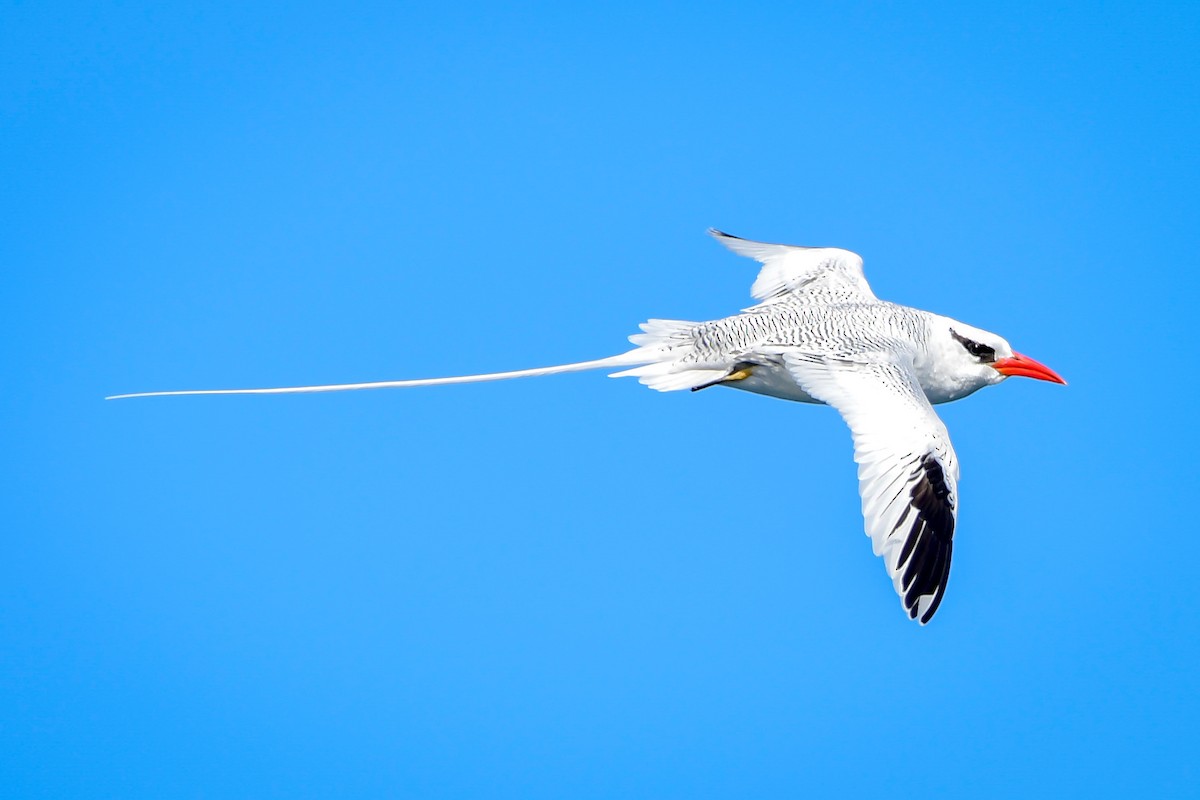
[110,230,1065,624]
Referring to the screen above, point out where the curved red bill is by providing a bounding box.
[991,352,1066,384]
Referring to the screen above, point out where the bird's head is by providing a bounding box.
[922,318,1066,401]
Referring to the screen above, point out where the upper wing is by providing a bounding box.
[709,229,876,304]
[783,349,960,624]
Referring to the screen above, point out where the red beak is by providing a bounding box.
[991,352,1066,384]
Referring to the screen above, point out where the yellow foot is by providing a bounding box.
[691,365,755,392]
[724,368,753,382]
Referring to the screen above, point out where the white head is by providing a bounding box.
[918,317,1066,403]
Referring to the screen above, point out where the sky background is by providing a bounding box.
[3,2,1199,797]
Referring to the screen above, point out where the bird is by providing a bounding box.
[109,229,1065,624]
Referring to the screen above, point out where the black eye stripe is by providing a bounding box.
[950,329,997,362]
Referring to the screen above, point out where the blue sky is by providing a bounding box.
[3,2,1199,797]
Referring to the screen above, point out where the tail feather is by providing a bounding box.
[627,318,699,348]
[106,318,708,400]
[106,353,646,400]
[612,318,727,391]
[608,363,731,392]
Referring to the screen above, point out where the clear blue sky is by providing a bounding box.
[4,3,1198,797]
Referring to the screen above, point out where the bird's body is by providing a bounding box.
[628,300,992,405]
[109,230,1065,624]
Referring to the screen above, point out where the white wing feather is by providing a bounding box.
[783,348,959,624]
[708,229,876,303]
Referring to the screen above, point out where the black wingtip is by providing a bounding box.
[901,454,956,625]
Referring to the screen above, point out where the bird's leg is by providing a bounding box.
[691,363,756,392]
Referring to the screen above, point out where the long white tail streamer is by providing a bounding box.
[105,353,647,400]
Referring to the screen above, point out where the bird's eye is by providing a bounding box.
[950,329,997,362]
[969,342,996,360]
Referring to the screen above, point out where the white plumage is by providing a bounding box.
[109,230,1065,624]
